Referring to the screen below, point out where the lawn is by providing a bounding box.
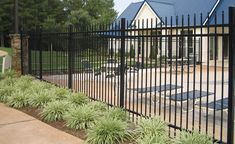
[30,50,106,73]
[0,47,12,72]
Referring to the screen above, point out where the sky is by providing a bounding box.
[114,0,142,16]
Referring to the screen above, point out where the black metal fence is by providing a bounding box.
[23,7,235,143]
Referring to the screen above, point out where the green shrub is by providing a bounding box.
[19,75,34,82]
[86,117,133,144]
[51,87,71,100]
[1,70,16,79]
[14,78,33,91]
[105,107,128,121]
[41,101,70,122]
[67,92,88,106]
[136,117,167,137]
[28,90,53,108]
[64,105,97,129]
[87,101,108,112]
[0,86,15,102]
[6,90,29,108]
[31,80,55,90]
[174,131,212,144]
[0,73,4,80]
[136,118,168,144]
[0,77,16,86]
[137,134,170,144]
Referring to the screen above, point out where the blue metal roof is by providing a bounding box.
[115,0,235,26]
[208,0,235,25]
[116,2,143,23]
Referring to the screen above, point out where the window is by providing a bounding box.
[180,30,193,58]
[152,31,162,55]
[209,37,218,60]
[223,36,229,59]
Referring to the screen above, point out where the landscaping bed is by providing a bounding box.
[0,71,214,144]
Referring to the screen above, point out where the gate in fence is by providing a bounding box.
[22,7,235,143]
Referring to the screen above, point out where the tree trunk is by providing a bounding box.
[0,34,4,47]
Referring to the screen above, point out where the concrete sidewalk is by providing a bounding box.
[0,103,84,144]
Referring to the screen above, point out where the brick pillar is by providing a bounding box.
[9,34,29,76]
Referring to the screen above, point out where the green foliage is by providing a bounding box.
[130,45,135,58]
[31,80,55,90]
[137,117,167,136]
[0,85,15,102]
[65,0,117,26]
[86,117,133,144]
[87,101,108,113]
[6,90,29,108]
[136,117,168,144]
[105,107,128,121]
[67,92,89,106]
[28,90,53,108]
[13,76,34,92]
[149,46,157,60]
[137,134,171,144]
[0,0,117,46]
[20,75,34,82]
[41,101,70,122]
[174,131,212,144]
[0,70,16,79]
[64,105,97,129]
[51,87,71,100]
[0,77,16,86]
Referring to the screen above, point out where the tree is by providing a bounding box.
[0,0,14,46]
[0,0,117,47]
[65,0,117,27]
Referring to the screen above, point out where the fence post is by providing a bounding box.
[68,25,73,89]
[28,32,32,75]
[228,7,235,144]
[38,28,42,79]
[20,28,24,75]
[120,18,126,107]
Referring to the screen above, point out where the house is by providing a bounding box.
[109,0,235,66]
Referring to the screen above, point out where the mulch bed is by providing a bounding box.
[19,107,87,140]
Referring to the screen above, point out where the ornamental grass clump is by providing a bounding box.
[67,92,89,106]
[136,117,169,144]
[31,80,55,90]
[6,90,29,108]
[137,134,170,144]
[173,131,212,144]
[40,100,70,122]
[20,75,34,81]
[0,86,15,102]
[14,78,33,92]
[105,107,128,121]
[28,90,53,108]
[64,105,97,129]
[0,70,16,79]
[87,101,108,114]
[51,87,71,100]
[0,77,16,86]
[86,117,133,144]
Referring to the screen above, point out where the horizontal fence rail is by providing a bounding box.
[23,9,235,143]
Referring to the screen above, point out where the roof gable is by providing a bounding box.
[208,0,235,24]
[116,0,235,26]
[116,2,143,23]
[132,2,161,28]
